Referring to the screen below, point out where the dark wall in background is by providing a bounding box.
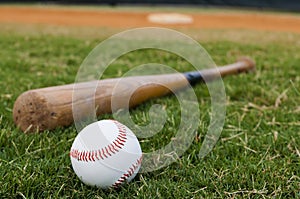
[1,0,300,11]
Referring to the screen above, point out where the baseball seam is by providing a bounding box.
[70,120,127,162]
[112,155,143,188]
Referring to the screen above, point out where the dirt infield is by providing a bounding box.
[1,6,300,34]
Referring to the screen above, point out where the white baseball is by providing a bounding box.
[70,120,142,189]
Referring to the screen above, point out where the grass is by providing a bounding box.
[0,21,300,198]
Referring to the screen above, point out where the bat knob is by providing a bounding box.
[237,57,256,72]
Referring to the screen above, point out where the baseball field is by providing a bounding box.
[0,4,299,198]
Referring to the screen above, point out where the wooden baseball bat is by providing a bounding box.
[13,57,255,133]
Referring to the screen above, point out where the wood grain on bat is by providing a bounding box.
[13,58,255,133]
[13,74,189,132]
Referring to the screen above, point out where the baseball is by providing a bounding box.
[70,120,142,189]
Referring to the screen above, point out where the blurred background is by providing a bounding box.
[1,0,300,11]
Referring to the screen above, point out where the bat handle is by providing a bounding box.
[184,57,255,85]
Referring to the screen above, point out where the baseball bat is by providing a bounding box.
[13,57,255,133]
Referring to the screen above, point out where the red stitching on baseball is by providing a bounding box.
[116,140,125,146]
[105,146,111,156]
[119,132,127,138]
[81,152,84,160]
[113,141,121,149]
[98,150,103,160]
[94,150,98,160]
[102,148,107,158]
[70,121,129,162]
[108,145,115,154]
[87,152,91,161]
[91,151,95,161]
[88,151,91,161]
[84,151,88,162]
[112,143,119,152]
[112,155,143,188]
